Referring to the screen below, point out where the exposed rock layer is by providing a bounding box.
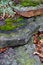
[16,8,43,17]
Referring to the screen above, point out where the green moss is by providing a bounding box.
[16,17,24,23]
[21,0,39,7]
[0,25,15,30]
[5,17,23,23]
[0,17,25,31]
[0,23,25,31]
[5,18,15,23]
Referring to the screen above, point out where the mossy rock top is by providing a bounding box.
[0,17,25,31]
[0,17,40,48]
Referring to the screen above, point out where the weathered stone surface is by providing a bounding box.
[0,18,39,48]
[0,41,41,65]
[0,15,43,48]
[0,15,43,65]
[14,5,43,17]
[15,8,43,17]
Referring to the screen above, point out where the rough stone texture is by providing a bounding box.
[0,39,41,65]
[14,4,43,12]
[0,1,43,65]
[0,15,43,65]
[15,8,43,17]
[0,18,39,48]
[14,5,43,17]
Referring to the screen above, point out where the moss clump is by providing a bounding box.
[15,17,24,23]
[5,17,23,23]
[0,25,15,31]
[0,17,25,31]
[5,18,15,23]
[21,0,39,7]
[0,23,25,31]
